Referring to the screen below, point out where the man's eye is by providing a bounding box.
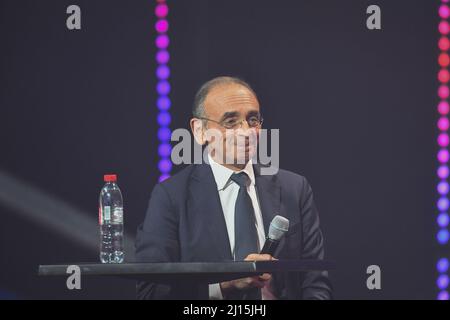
[224,119,238,126]
[248,117,260,126]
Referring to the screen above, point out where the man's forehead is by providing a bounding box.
[205,84,259,114]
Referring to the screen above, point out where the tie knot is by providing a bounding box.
[230,172,249,188]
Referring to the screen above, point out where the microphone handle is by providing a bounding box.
[260,238,279,255]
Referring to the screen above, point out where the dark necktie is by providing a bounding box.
[230,172,262,300]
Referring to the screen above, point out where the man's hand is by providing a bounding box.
[219,253,276,297]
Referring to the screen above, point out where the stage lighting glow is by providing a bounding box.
[155,4,169,18]
[439,69,450,83]
[157,65,170,79]
[157,111,171,126]
[439,85,450,99]
[438,213,450,228]
[440,37,450,51]
[155,1,172,181]
[438,290,449,300]
[156,50,170,64]
[159,173,170,183]
[440,21,450,35]
[440,6,450,282]
[438,149,449,163]
[438,101,450,115]
[158,143,172,158]
[438,117,449,131]
[438,181,450,195]
[438,197,449,211]
[437,229,450,244]
[438,258,450,273]
[158,127,171,142]
[157,96,171,111]
[158,159,172,174]
[155,19,169,33]
[156,34,169,49]
[437,275,449,289]
[438,133,450,147]
[439,53,450,67]
[438,165,450,179]
[157,80,171,95]
[441,5,450,19]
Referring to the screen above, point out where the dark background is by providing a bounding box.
[0,0,440,299]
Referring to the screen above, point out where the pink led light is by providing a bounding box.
[438,117,450,131]
[439,101,450,115]
[439,165,450,179]
[441,5,450,19]
[155,4,169,18]
[440,53,450,67]
[438,149,450,163]
[155,19,169,33]
[440,21,450,35]
[156,34,169,49]
[439,133,450,147]
[439,69,450,83]
[439,85,450,99]
[440,37,450,51]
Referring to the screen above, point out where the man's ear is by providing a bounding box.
[190,118,205,145]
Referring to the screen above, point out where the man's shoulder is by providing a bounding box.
[157,164,197,190]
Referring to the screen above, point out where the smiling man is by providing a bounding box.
[135,76,332,300]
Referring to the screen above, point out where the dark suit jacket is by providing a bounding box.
[135,163,332,299]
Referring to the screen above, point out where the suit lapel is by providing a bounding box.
[188,163,233,261]
[254,164,281,236]
[186,163,281,261]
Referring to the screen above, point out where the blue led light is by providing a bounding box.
[438,258,449,273]
[157,96,171,111]
[438,197,449,211]
[438,290,449,300]
[158,158,172,174]
[158,143,172,158]
[437,229,450,244]
[437,274,449,290]
[438,213,450,228]
[158,127,171,142]
[157,112,171,126]
[157,80,171,95]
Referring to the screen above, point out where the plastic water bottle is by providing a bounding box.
[99,174,124,263]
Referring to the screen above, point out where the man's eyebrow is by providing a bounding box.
[247,110,260,117]
[220,110,260,120]
[220,111,240,120]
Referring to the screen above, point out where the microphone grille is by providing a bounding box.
[268,215,290,240]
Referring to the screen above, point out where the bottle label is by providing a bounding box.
[104,206,111,221]
[112,207,123,224]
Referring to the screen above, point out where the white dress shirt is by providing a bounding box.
[207,154,276,300]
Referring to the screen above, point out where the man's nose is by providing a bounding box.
[237,120,254,134]
[241,119,251,130]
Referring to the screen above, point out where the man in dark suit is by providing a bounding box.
[135,76,332,299]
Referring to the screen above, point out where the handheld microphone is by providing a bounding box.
[260,215,290,256]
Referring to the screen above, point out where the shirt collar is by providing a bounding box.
[208,153,255,191]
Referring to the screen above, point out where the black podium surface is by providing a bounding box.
[38,260,333,284]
